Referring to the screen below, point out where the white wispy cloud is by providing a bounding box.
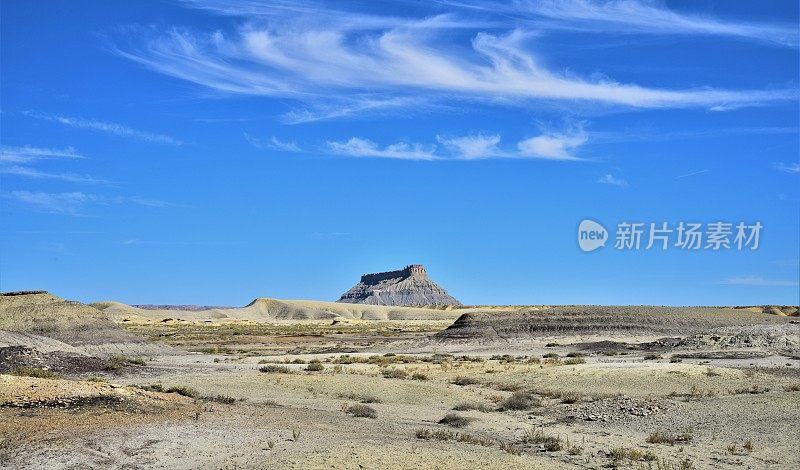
[24,111,184,146]
[327,138,438,160]
[0,145,84,163]
[326,128,589,161]
[676,169,708,179]
[6,191,177,215]
[517,129,587,160]
[597,174,628,187]
[110,5,796,114]
[0,166,112,185]
[716,276,799,287]
[517,0,799,48]
[244,133,302,152]
[437,134,501,159]
[774,162,800,174]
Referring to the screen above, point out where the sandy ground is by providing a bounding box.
[2,295,799,469]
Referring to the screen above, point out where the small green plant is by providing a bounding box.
[563,357,586,365]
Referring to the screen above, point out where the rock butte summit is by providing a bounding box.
[337,265,461,307]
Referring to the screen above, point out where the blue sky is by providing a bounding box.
[1,0,798,306]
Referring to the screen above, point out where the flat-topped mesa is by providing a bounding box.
[338,264,461,307]
[360,264,427,284]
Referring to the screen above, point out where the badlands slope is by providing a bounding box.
[94,298,465,323]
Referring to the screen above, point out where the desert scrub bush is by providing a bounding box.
[646,428,693,445]
[165,385,199,398]
[411,372,429,381]
[500,392,539,411]
[494,382,524,392]
[452,402,494,412]
[560,391,583,404]
[382,368,408,379]
[670,356,683,363]
[705,366,721,377]
[600,350,618,356]
[542,352,560,359]
[566,352,584,358]
[438,412,473,428]
[207,394,237,404]
[563,357,586,365]
[414,429,493,447]
[8,367,60,379]
[522,428,562,451]
[103,355,144,371]
[136,383,165,392]
[499,442,522,455]
[345,404,377,418]
[644,354,662,360]
[457,355,484,362]
[337,392,382,403]
[545,342,559,347]
[305,361,324,372]
[783,383,800,392]
[733,384,769,395]
[451,375,480,386]
[259,365,290,373]
[86,375,107,383]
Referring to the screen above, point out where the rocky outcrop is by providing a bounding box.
[433,306,795,343]
[337,265,461,307]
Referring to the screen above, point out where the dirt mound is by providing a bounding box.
[0,292,171,357]
[0,374,190,409]
[0,346,105,374]
[434,306,793,343]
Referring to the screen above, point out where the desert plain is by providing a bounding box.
[1,291,799,469]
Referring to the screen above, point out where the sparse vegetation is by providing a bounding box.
[560,391,583,404]
[382,368,408,379]
[452,402,494,412]
[500,392,540,411]
[305,361,324,372]
[411,372,429,381]
[438,412,472,427]
[542,352,560,359]
[259,365,291,373]
[644,354,662,360]
[345,404,377,418]
[646,428,693,445]
[165,385,199,398]
[451,375,480,386]
[9,367,60,379]
[103,355,145,371]
[522,428,562,451]
[563,357,586,365]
